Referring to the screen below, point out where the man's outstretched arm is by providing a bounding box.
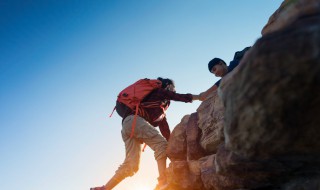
[199,84,218,101]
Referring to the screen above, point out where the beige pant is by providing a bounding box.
[114,115,168,179]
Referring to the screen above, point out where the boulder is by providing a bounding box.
[201,144,287,190]
[166,160,204,190]
[197,91,225,153]
[186,112,206,160]
[221,6,320,160]
[262,0,320,35]
[167,115,190,160]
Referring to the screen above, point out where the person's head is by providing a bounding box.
[208,58,228,77]
[157,77,176,92]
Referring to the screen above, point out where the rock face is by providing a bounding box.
[165,0,320,189]
[197,91,225,154]
[223,14,320,159]
[261,0,320,35]
[167,115,190,161]
[186,113,206,160]
[166,160,204,190]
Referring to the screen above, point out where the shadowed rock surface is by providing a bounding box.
[186,112,207,160]
[167,115,190,161]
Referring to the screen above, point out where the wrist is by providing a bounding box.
[192,95,200,100]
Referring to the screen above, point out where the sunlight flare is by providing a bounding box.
[134,184,152,190]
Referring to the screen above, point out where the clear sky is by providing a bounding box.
[0,1,283,190]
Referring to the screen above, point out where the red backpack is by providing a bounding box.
[110,78,162,138]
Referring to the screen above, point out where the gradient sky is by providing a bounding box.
[0,1,283,190]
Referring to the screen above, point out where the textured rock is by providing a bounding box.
[167,115,190,160]
[186,112,206,160]
[166,160,204,190]
[201,144,288,190]
[197,91,225,153]
[199,154,216,190]
[221,12,320,160]
[166,161,191,189]
[188,160,201,176]
[262,0,320,35]
[282,176,320,190]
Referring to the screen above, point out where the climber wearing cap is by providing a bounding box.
[199,46,251,101]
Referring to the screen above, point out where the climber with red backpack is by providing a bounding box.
[90,77,200,190]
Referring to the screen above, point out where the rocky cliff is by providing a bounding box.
[165,0,320,189]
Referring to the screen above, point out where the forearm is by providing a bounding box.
[192,94,200,101]
[199,84,218,100]
[160,89,193,102]
[159,118,170,141]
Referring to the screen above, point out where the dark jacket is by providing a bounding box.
[214,46,251,86]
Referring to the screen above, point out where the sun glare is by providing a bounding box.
[134,185,151,190]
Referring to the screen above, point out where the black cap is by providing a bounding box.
[208,58,224,72]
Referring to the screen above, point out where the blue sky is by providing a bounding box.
[0,1,283,190]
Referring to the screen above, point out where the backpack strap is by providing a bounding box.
[130,103,140,138]
[130,103,149,152]
[109,106,116,118]
[129,101,161,138]
[142,143,147,152]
